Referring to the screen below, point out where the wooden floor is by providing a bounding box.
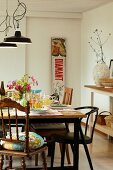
[3,125,113,170]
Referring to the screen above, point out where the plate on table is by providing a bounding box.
[50,104,68,110]
[31,108,47,113]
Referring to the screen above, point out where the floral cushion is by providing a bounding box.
[2,132,45,151]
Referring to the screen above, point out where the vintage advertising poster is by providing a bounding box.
[51,38,66,100]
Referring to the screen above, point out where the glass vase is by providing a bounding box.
[20,93,27,107]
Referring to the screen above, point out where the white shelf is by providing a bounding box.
[95,124,113,136]
[85,85,113,137]
[90,122,113,137]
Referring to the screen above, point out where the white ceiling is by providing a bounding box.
[24,0,113,13]
[0,0,113,14]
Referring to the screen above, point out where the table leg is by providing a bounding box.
[73,118,80,170]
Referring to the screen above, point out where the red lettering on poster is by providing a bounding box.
[55,59,63,81]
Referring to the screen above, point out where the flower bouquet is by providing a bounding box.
[7,74,38,101]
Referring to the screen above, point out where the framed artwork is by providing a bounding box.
[51,38,66,100]
[109,59,113,78]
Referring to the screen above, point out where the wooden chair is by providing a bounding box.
[51,106,99,170]
[0,98,47,170]
[30,87,73,165]
[62,87,73,105]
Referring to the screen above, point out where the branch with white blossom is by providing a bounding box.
[88,29,111,63]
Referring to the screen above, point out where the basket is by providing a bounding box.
[96,111,111,125]
[104,115,113,127]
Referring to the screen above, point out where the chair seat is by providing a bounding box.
[31,123,66,130]
[52,132,92,144]
[0,145,47,157]
[2,132,45,151]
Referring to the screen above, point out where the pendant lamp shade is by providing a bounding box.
[4,30,32,44]
[0,42,17,48]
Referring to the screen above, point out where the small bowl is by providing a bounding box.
[32,89,42,94]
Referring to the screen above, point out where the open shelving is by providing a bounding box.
[85,85,113,137]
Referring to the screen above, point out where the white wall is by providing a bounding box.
[0,9,81,107]
[81,2,113,111]
[26,17,81,106]
[0,18,26,87]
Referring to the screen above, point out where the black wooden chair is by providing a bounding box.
[0,98,47,170]
[50,106,99,170]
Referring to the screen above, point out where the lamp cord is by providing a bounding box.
[13,0,26,29]
[0,0,27,34]
[0,0,12,36]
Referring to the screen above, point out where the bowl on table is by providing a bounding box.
[32,89,42,94]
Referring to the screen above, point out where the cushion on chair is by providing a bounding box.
[2,132,45,151]
[31,123,66,130]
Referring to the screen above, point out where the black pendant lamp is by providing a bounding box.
[0,42,17,48]
[4,29,32,44]
[4,0,32,44]
[0,0,17,48]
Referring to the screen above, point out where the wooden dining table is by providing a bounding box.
[0,109,86,170]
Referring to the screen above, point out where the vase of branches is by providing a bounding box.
[89,29,111,86]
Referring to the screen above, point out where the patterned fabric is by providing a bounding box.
[2,132,45,151]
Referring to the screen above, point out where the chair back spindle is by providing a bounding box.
[1,108,6,138]
[0,98,30,152]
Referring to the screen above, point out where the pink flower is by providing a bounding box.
[7,81,15,89]
[12,81,16,86]
[31,76,35,82]
[7,84,13,89]
[26,84,31,91]
[31,76,38,86]
[15,84,23,91]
